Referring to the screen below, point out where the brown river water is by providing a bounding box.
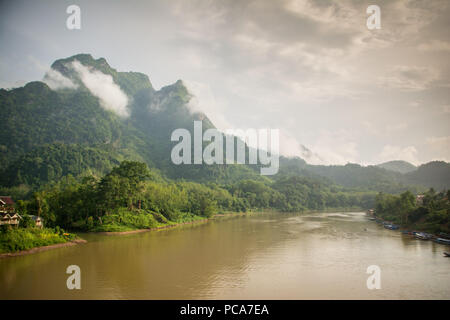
[0,212,449,299]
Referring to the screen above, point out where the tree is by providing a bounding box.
[99,161,151,211]
[399,191,416,224]
[20,215,34,228]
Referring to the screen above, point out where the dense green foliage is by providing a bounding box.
[304,163,417,193]
[12,161,376,232]
[1,143,121,187]
[14,161,218,231]
[272,176,375,211]
[0,226,74,253]
[375,189,450,233]
[403,161,450,191]
[1,53,448,241]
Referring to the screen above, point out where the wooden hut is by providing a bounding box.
[0,196,21,226]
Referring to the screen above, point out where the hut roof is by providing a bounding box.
[0,196,15,205]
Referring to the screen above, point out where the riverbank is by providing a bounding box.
[373,190,450,234]
[303,207,363,213]
[368,213,450,244]
[91,209,274,236]
[213,207,363,217]
[96,218,209,236]
[0,227,81,255]
[0,239,87,259]
[372,213,449,235]
[93,210,269,235]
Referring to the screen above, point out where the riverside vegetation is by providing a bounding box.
[374,189,450,234]
[0,225,76,254]
[7,161,377,233]
[1,160,378,253]
[1,54,449,253]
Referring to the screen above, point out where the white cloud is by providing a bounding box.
[418,40,450,52]
[442,105,450,114]
[278,130,304,158]
[284,0,360,29]
[43,68,78,90]
[425,136,450,162]
[427,136,450,146]
[362,121,409,138]
[290,80,360,102]
[409,101,421,108]
[183,80,231,131]
[380,66,438,91]
[306,130,359,165]
[70,60,129,117]
[378,145,419,165]
[386,123,408,134]
[278,130,323,163]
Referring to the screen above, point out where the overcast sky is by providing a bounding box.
[1,0,449,166]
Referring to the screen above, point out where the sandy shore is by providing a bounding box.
[0,239,87,259]
[96,218,209,236]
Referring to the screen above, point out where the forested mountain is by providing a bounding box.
[0,54,261,188]
[403,161,450,190]
[376,160,417,174]
[1,53,448,196]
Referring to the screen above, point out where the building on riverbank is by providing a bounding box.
[30,215,43,228]
[0,196,15,212]
[416,194,425,205]
[0,196,21,226]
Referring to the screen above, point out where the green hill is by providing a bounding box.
[404,161,450,190]
[376,160,417,174]
[0,54,264,188]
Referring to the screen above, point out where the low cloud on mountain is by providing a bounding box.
[43,68,78,90]
[70,60,129,118]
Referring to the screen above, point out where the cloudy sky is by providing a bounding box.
[1,0,449,166]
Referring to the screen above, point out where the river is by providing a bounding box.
[0,212,449,299]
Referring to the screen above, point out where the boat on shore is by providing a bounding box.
[369,216,446,241]
[444,252,450,257]
[435,238,450,245]
[415,232,432,240]
[384,224,399,230]
[437,232,450,240]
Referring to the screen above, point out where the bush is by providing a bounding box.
[0,227,69,253]
[89,208,159,231]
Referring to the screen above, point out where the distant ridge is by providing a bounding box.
[376,160,417,174]
[404,161,450,190]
